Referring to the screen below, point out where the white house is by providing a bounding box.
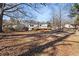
[39,24,48,29]
[28,24,38,30]
[11,20,49,31]
[64,24,75,29]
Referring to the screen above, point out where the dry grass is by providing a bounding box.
[0,30,78,56]
[0,30,58,55]
[54,32,79,56]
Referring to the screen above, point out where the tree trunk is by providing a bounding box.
[0,15,3,32]
[0,3,3,32]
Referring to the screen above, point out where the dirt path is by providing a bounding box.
[55,31,79,56]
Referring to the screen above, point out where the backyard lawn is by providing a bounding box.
[0,30,75,56]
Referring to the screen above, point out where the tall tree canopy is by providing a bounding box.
[70,3,79,24]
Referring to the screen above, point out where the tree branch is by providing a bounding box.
[3,14,19,18]
[4,4,22,11]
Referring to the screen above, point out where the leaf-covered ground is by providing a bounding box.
[0,30,78,56]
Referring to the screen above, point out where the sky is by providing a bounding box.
[3,3,73,22]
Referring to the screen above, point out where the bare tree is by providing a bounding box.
[58,5,62,31]
[0,3,4,32]
[0,3,46,32]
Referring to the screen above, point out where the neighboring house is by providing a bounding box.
[3,19,49,31]
[19,20,39,31]
[28,23,48,30]
[20,20,48,30]
[28,24,38,30]
[39,24,48,29]
[64,24,75,29]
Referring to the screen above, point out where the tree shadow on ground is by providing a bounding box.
[64,40,79,43]
[19,33,73,56]
[0,30,75,56]
[0,30,70,40]
[0,30,67,41]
